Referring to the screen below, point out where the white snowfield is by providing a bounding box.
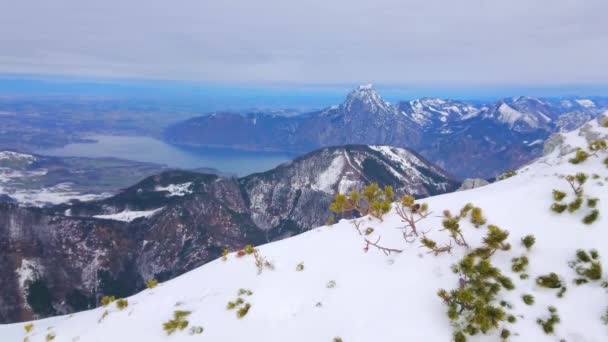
[2,121,608,342]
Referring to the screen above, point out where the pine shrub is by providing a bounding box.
[569,149,589,164]
[511,256,529,273]
[244,244,255,255]
[453,331,466,342]
[522,294,535,305]
[163,310,191,335]
[296,263,305,271]
[583,209,599,224]
[589,139,607,151]
[470,207,487,227]
[567,197,583,212]
[115,298,128,310]
[333,338,343,342]
[236,303,251,318]
[498,170,517,180]
[100,295,115,306]
[536,273,564,290]
[364,227,374,235]
[552,190,566,201]
[521,235,536,250]
[551,203,567,213]
[238,289,253,296]
[329,183,394,220]
[587,198,599,208]
[45,333,55,341]
[438,253,513,339]
[222,248,230,261]
[24,323,33,333]
[500,328,510,340]
[146,278,158,289]
[570,249,602,282]
[537,306,560,334]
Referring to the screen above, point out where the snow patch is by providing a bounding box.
[94,207,164,222]
[155,182,193,197]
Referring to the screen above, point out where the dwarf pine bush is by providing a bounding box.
[589,139,607,151]
[437,251,514,339]
[551,203,567,213]
[583,209,599,224]
[24,323,33,333]
[470,207,487,227]
[521,235,536,250]
[569,149,590,164]
[552,190,566,201]
[163,310,191,335]
[570,249,602,283]
[333,337,343,342]
[511,256,529,273]
[115,298,128,310]
[238,288,253,296]
[522,294,535,305]
[536,273,567,297]
[604,157,608,168]
[45,333,55,341]
[440,210,468,247]
[568,197,583,212]
[146,278,158,289]
[100,295,115,306]
[537,306,560,334]
[471,225,511,259]
[236,303,251,318]
[498,170,517,180]
[330,183,394,220]
[296,262,305,271]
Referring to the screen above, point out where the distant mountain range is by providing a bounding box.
[165,85,608,178]
[0,144,458,323]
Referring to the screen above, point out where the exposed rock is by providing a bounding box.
[457,178,490,191]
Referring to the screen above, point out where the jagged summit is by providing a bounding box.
[341,84,395,115]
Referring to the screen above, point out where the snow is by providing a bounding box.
[576,99,595,108]
[527,139,544,146]
[2,121,608,342]
[0,151,36,162]
[155,183,193,197]
[93,207,165,222]
[312,155,345,193]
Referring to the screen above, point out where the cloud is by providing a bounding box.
[1,0,607,85]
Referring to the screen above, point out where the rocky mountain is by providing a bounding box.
[4,118,607,342]
[165,86,607,178]
[0,145,458,323]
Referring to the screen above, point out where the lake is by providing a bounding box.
[38,135,297,177]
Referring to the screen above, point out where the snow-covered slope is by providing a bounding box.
[2,121,608,341]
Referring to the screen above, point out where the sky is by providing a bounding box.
[1,0,607,89]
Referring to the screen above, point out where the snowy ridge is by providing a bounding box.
[93,207,165,222]
[2,121,608,341]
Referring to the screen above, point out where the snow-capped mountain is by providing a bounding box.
[164,85,607,179]
[0,145,457,323]
[3,117,607,341]
[398,97,482,127]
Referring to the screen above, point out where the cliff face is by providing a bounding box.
[0,145,458,323]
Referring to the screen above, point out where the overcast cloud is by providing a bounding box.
[0,0,606,85]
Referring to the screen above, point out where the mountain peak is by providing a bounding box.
[342,84,394,115]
